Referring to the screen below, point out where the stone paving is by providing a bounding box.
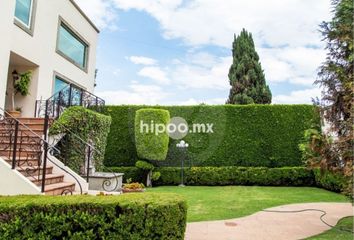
[185,202,353,240]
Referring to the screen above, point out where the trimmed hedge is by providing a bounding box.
[135,109,170,161]
[0,193,187,239]
[105,166,145,183]
[108,166,315,186]
[313,168,349,193]
[104,105,319,167]
[50,106,111,172]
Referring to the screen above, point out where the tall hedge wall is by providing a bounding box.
[104,105,319,167]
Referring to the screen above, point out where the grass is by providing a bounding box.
[148,186,350,222]
[306,216,353,240]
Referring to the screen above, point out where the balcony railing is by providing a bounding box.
[35,84,105,119]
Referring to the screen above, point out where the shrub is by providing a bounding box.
[104,166,144,183]
[135,108,170,161]
[313,168,349,193]
[50,106,111,172]
[0,194,187,240]
[107,166,314,186]
[104,105,319,167]
[135,160,154,171]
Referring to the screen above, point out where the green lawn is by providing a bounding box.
[306,216,354,240]
[148,186,350,222]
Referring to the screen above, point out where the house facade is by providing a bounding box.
[0,0,99,117]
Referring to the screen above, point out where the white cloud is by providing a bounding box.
[259,47,326,85]
[74,0,117,30]
[273,88,321,104]
[112,0,331,48]
[170,56,231,90]
[97,84,170,104]
[138,66,170,84]
[128,56,157,65]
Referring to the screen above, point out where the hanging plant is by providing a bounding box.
[14,71,32,96]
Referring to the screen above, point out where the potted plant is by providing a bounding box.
[6,70,32,117]
[122,178,145,193]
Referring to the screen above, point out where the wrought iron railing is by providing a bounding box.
[0,107,83,195]
[34,84,105,119]
[34,84,118,192]
[48,120,120,192]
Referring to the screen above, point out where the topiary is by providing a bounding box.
[134,108,170,161]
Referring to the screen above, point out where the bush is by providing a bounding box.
[135,160,154,171]
[104,166,145,183]
[0,194,187,240]
[104,105,319,167]
[50,106,111,172]
[313,168,349,193]
[135,108,170,161]
[107,166,315,186]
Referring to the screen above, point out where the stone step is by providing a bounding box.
[16,118,46,125]
[4,158,41,167]
[16,165,53,176]
[44,182,76,195]
[0,149,42,158]
[31,174,65,186]
[0,129,44,137]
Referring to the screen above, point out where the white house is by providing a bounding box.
[0,0,118,196]
[0,0,99,117]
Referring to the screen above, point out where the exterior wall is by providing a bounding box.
[1,0,99,116]
[0,1,15,111]
[0,157,42,195]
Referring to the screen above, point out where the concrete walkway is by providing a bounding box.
[185,203,353,240]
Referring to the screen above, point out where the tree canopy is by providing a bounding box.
[227,29,272,104]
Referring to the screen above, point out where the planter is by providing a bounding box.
[122,188,145,193]
[5,110,21,118]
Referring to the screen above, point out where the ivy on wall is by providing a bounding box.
[50,106,112,172]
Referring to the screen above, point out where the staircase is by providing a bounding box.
[0,117,76,195]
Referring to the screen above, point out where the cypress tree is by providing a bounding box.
[227,29,272,104]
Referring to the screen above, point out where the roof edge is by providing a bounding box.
[69,0,100,33]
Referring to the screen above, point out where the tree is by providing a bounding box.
[227,29,272,104]
[314,0,353,175]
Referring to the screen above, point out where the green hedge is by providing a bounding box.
[0,194,187,240]
[135,109,170,161]
[50,106,111,172]
[105,166,145,183]
[104,105,319,167]
[107,166,315,186]
[313,169,349,193]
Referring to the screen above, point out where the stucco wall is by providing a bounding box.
[0,1,15,111]
[0,157,41,196]
[1,0,98,116]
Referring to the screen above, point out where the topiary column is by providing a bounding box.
[134,108,170,161]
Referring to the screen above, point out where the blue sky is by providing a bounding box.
[75,0,332,105]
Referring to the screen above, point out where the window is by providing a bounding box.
[15,0,34,29]
[57,20,89,70]
[54,76,83,105]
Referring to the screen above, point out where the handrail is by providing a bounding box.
[0,107,83,195]
[48,119,119,192]
[0,107,59,152]
[35,84,105,119]
[33,83,119,193]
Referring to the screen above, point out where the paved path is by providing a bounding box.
[185,202,353,240]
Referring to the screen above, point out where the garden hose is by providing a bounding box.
[262,208,354,234]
